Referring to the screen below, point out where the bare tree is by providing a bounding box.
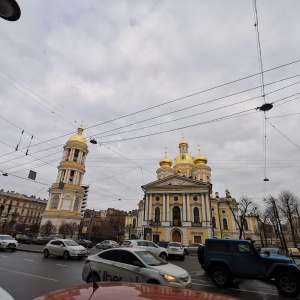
[226,196,254,239]
[58,222,78,238]
[39,220,56,237]
[278,190,298,247]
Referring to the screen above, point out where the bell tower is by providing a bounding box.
[40,126,89,235]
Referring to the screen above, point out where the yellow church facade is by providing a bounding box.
[131,139,259,244]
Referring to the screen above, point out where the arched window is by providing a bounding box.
[212,216,216,228]
[244,219,249,231]
[173,206,181,226]
[74,149,79,162]
[69,171,75,183]
[155,207,160,222]
[193,207,200,223]
[223,218,228,230]
[62,195,72,210]
[133,218,136,228]
[51,195,60,209]
[73,197,80,212]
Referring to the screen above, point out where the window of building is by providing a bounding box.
[223,218,228,230]
[74,149,79,162]
[193,207,200,223]
[51,195,60,209]
[69,171,75,183]
[155,196,160,201]
[212,216,216,228]
[133,218,136,228]
[62,195,72,210]
[244,219,249,231]
[174,196,178,201]
[155,207,160,222]
[193,196,198,201]
[73,197,80,212]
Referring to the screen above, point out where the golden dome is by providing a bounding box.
[174,153,194,165]
[159,152,173,169]
[194,147,207,165]
[68,126,87,145]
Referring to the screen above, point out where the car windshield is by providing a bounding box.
[64,241,79,246]
[135,251,168,266]
[0,236,14,240]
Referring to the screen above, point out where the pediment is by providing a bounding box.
[142,175,209,189]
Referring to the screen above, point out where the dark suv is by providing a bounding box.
[198,238,300,297]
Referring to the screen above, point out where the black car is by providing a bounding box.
[75,239,93,248]
[32,237,54,245]
[15,235,32,244]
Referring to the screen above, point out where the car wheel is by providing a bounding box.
[43,249,49,258]
[159,253,167,261]
[211,266,232,288]
[275,272,300,297]
[63,251,70,260]
[87,272,100,283]
[198,245,205,265]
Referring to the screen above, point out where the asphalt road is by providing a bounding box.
[0,245,299,300]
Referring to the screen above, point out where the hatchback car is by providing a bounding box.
[43,239,87,259]
[82,248,191,288]
[121,240,168,260]
[95,240,118,250]
[0,234,18,251]
[166,242,185,260]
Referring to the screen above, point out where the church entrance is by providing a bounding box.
[172,230,182,243]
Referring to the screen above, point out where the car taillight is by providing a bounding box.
[84,259,90,264]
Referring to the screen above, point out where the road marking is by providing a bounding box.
[0,267,58,282]
[25,259,34,262]
[192,282,280,297]
[0,255,7,257]
[56,264,67,267]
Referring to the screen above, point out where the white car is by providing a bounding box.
[43,239,87,259]
[95,240,119,250]
[0,235,18,251]
[166,242,185,260]
[82,248,191,288]
[121,240,168,260]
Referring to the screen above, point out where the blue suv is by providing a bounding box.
[198,238,300,297]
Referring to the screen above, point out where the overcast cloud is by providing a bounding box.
[0,0,299,212]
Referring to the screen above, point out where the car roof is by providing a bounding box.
[33,282,236,300]
[95,247,146,255]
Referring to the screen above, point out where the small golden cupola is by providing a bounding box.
[194,146,208,166]
[174,136,194,165]
[68,125,87,145]
[159,151,173,169]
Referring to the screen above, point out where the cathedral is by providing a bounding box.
[40,126,88,234]
[129,138,259,244]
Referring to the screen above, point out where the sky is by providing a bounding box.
[0,0,299,213]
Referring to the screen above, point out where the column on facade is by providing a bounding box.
[145,194,149,221]
[78,151,83,164]
[167,194,170,221]
[182,193,186,222]
[149,194,152,220]
[205,193,211,223]
[163,194,166,221]
[187,193,191,221]
[201,193,207,222]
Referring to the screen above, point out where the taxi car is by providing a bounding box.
[82,248,191,288]
[288,247,300,257]
[33,282,237,300]
[0,234,18,251]
[166,242,185,260]
[43,239,87,259]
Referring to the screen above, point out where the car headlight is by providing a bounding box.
[160,273,179,283]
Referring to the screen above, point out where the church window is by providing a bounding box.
[69,171,75,183]
[155,196,160,201]
[62,195,72,210]
[222,210,225,214]
[51,195,59,209]
[193,207,200,223]
[66,148,71,161]
[174,196,178,201]
[181,155,186,160]
[244,219,249,231]
[211,208,214,211]
[73,197,80,212]
[74,149,79,162]
[193,196,198,201]
[212,216,216,228]
[155,207,160,222]
[133,218,137,228]
[223,218,228,230]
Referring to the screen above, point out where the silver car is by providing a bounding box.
[121,239,168,260]
[0,235,18,251]
[82,248,191,288]
[43,239,87,259]
[95,240,118,250]
[184,243,202,255]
